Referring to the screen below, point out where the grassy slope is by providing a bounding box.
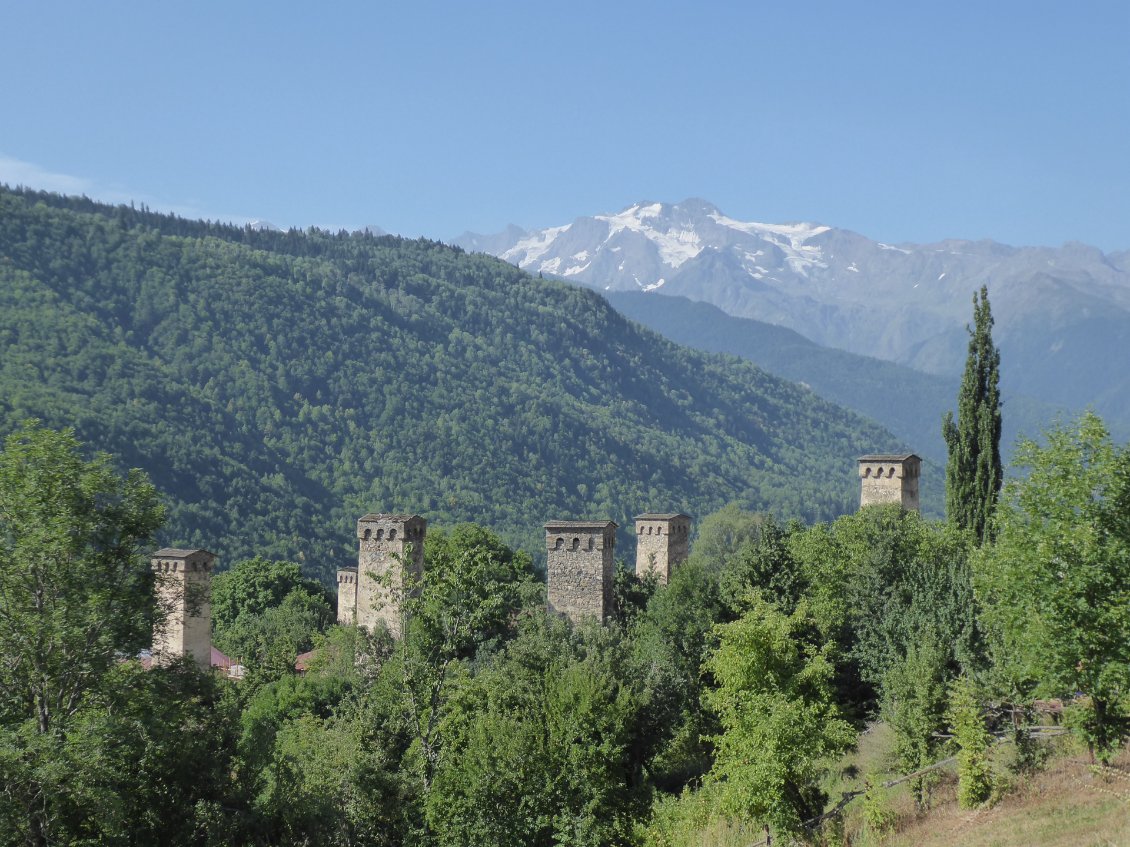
[838,726,1130,847]
[675,726,1130,846]
[857,753,1130,847]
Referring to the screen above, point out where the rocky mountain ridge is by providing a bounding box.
[456,200,1130,428]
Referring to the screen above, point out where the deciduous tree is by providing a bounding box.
[210,556,334,682]
[704,596,855,843]
[0,421,165,845]
[975,412,1130,762]
[0,421,165,733]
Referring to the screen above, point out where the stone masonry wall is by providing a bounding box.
[859,455,921,511]
[152,548,215,671]
[336,567,357,625]
[545,521,616,625]
[355,514,426,638]
[634,513,691,584]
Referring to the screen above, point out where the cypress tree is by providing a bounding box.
[942,286,1002,544]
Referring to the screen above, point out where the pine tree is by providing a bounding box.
[942,286,1002,544]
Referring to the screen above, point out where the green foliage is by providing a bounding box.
[14,342,1130,845]
[974,411,1130,762]
[687,503,773,576]
[943,286,1002,544]
[717,513,807,616]
[638,787,719,847]
[428,696,556,846]
[0,421,244,845]
[0,185,896,579]
[0,420,165,730]
[425,615,647,847]
[542,651,641,846]
[212,556,330,633]
[947,676,994,808]
[1006,721,1050,777]
[610,563,658,625]
[234,633,408,846]
[252,712,360,842]
[860,778,895,836]
[211,556,334,679]
[704,596,856,842]
[0,661,238,847]
[409,524,537,660]
[791,505,979,715]
[374,524,540,812]
[237,667,353,771]
[631,559,726,788]
[881,630,950,807]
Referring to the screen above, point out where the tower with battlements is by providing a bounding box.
[151,547,215,670]
[858,454,921,511]
[336,567,358,625]
[545,520,617,624]
[341,513,426,637]
[634,513,691,584]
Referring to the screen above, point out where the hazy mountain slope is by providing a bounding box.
[605,292,1069,463]
[0,187,917,579]
[458,200,1130,435]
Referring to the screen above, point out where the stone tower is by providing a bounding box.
[545,520,617,625]
[348,513,426,637]
[336,567,357,625]
[634,513,692,584]
[858,454,921,511]
[151,547,215,671]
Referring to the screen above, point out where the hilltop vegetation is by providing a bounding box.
[0,186,908,577]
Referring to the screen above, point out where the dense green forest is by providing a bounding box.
[3,415,1128,846]
[0,186,913,579]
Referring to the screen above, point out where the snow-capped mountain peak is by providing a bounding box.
[453,199,1130,387]
[592,202,704,271]
[455,200,1130,456]
[482,199,833,291]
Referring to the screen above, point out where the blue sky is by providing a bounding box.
[1,1,1127,249]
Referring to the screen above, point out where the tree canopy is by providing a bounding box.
[0,420,164,733]
[0,416,1126,845]
[975,411,1130,761]
[0,421,240,846]
[704,596,855,842]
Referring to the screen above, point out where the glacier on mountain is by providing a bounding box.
[453,198,1130,433]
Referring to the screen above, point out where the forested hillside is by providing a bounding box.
[0,186,911,579]
[605,292,1068,463]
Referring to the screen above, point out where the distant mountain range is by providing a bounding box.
[456,200,1130,440]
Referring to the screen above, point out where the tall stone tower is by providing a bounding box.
[151,547,215,671]
[336,567,357,625]
[858,454,921,511]
[545,520,617,625]
[349,513,426,637]
[634,513,692,584]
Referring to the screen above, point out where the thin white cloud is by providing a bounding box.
[0,152,261,227]
[0,154,95,196]
[0,153,385,234]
